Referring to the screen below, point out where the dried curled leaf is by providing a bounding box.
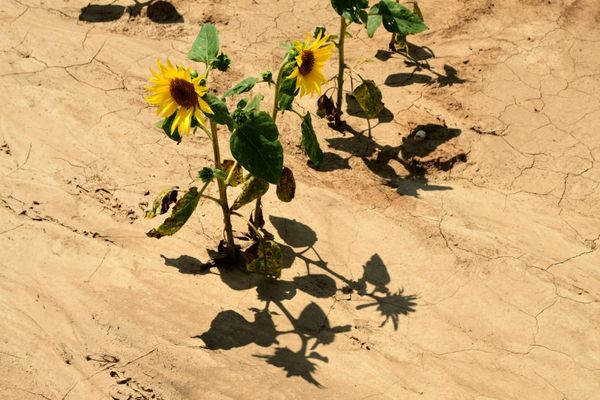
[221,159,244,187]
[276,167,296,203]
[145,187,178,219]
[231,176,269,210]
[146,187,201,238]
[244,239,283,279]
[316,94,336,121]
[353,80,384,119]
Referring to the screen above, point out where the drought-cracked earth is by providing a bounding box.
[1,0,599,399]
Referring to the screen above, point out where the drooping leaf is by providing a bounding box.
[203,93,234,130]
[276,167,295,203]
[300,113,324,167]
[188,23,220,65]
[224,77,258,97]
[316,94,337,121]
[221,159,244,187]
[146,187,201,238]
[145,187,178,219]
[245,239,283,279]
[377,0,427,36]
[230,111,283,184]
[277,61,298,111]
[231,176,269,210]
[155,114,182,143]
[353,80,384,119]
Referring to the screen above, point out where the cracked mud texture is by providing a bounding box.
[1,0,600,399]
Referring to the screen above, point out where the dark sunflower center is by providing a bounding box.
[298,50,315,76]
[169,78,197,108]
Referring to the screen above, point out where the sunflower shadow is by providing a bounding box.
[325,123,459,197]
[79,0,183,23]
[180,216,417,386]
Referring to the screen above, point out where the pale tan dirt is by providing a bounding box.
[1,0,600,398]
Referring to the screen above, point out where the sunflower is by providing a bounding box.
[287,32,334,97]
[146,59,212,136]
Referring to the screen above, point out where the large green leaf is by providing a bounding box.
[331,0,369,23]
[224,77,258,97]
[203,93,234,130]
[277,61,298,111]
[188,23,219,65]
[230,112,283,184]
[377,0,427,36]
[300,113,324,167]
[353,80,384,119]
[146,187,201,238]
[245,239,283,279]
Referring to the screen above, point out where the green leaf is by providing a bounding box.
[224,77,258,97]
[366,5,382,38]
[276,167,295,202]
[230,112,284,184]
[277,62,298,111]
[188,23,219,65]
[146,187,201,238]
[231,176,269,210]
[245,239,283,279]
[377,0,427,36]
[300,113,324,167]
[331,0,369,23]
[353,80,384,119]
[156,114,182,143]
[203,93,234,130]
[145,187,178,219]
[244,94,264,112]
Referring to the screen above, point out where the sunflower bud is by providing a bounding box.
[197,167,214,183]
[261,70,273,83]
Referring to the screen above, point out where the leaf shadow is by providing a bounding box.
[325,123,461,197]
[79,0,183,23]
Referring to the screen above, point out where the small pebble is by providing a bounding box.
[414,130,427,142]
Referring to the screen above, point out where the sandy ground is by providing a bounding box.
[1,0,600,398]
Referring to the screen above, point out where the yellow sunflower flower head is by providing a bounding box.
[287,31,334,97]
[146,59,213,136]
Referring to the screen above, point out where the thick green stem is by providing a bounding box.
[210,120,236,260]
[336,16,348,124]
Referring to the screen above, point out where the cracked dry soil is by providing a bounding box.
[1,0,600,399]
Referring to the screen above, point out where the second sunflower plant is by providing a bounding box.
[144,24,333,278]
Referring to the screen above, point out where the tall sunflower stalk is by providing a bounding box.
[146,58,238,260]
[252,31,334,226]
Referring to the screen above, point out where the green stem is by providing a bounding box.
[209,120,236,260]
[336,16,348,124]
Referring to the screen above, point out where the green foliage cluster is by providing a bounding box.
[145,24,329,278]
[326,0,427,125]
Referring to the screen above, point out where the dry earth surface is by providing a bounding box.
[1,0,600,399]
